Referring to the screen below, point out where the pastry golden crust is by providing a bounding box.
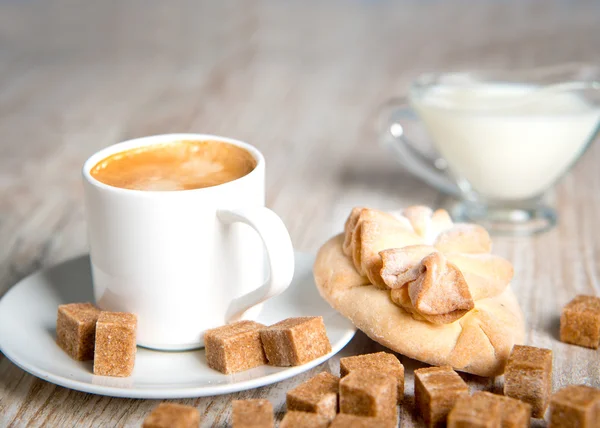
[343,206,513,320]
[314,207,525,377]
[344,208,421,289]
[400,252,474,324]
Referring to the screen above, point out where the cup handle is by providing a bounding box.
[217,207,295,323]
[379,98,461,197]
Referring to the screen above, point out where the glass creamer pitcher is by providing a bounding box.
[381,64,600,235]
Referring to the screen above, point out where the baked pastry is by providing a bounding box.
[314,206,525,377]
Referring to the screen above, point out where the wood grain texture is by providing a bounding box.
[1,0,599,426]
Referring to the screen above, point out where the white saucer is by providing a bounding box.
[0,252,356,399]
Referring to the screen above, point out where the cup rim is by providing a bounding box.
[82,133,264,195]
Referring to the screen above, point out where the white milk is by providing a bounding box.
[412,83,600,200]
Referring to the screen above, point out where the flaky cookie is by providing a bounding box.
[315,206,525,377]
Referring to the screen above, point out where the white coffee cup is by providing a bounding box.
[82,133,295,351]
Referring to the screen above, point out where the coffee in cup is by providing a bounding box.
[90,140,257,191]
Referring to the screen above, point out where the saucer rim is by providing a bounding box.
[0,252,357,398]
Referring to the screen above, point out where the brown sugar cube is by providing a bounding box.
[560,295,600,349]
[287,372,339,420]
[503,345,552,418]
[340,352,405,403]
[204,320,267,374]
[279,411,330,428]
[142,402,200,428]
[414,365,469,427]
[329,413,397,428]
[56,302,101,360]
[339,369,397,421]
[447,393,502,428]
[549,384,600,428]
[259,317,331,366]
[473,392,531,428]
[93,311,137,377]
[232,399,273,428]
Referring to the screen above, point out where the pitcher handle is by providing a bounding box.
[379,98,461,197]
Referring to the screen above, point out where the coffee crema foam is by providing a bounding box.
[90,140,257,191]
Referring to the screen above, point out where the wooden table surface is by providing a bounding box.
[1,0,599,426]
